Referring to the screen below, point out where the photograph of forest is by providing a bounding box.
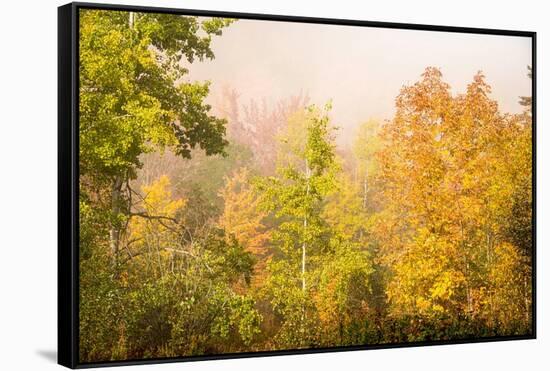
[78,9,533,363]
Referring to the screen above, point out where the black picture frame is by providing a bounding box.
[58,2,537,369]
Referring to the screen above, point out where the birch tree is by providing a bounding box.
[352,119,382,212]
[255,104,338,346]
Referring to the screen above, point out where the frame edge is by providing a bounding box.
[58,2,78,369]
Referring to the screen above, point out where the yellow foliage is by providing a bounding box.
[218,167,271,285]
[140,175,186,217]
[126,175,187,278]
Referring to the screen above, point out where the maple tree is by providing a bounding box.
[374,68,532,339]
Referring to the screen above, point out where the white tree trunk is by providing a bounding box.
[362,168,368,210]
[302,158,310,293]
[109,176,123,269]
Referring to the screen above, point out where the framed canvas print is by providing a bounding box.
[58,2,536,368]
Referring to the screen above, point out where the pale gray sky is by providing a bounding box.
[187,18,532,144]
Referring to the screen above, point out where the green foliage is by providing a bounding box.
[255,104,338,262]
[79,9,230,182]
[79,199,126,361]
[254,104,378,348]
[175,142,255,208]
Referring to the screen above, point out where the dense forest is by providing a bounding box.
[78,10,533,362]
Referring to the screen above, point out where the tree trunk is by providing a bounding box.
[302,158,310,293]
[459,218,472,313]
[362,168,368,210]
[524,274,530,326]
[466,262,472,313]
[300,158,311,346]
[486,228,494,321]
[109,175,124,270]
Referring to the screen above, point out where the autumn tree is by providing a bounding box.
[376,67,532,339]
[317,175,374,345]
[375,68,457,327]
[253,104,337,346]
[79,9,232,268]
[218,167,271,286]
[214,87,310,175]
[80,175,263,361]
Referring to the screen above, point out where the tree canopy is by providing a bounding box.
[78,11,533,362]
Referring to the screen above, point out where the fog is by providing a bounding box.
[187,18,532,145]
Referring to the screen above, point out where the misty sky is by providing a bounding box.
[186,18,532,144]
